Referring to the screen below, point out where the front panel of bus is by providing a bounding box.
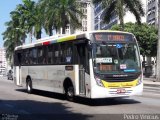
[90,32,143,98]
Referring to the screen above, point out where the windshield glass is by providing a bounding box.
[93,42,141,74]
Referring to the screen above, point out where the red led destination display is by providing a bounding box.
[94,33,134,42]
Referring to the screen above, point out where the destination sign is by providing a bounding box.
[94,33,134,42]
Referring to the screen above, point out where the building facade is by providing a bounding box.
[0,48,7,75]
[94,0,147,30]
[94,2,118,30]
[73,0,95,34]
[146,0,159,26]
[59,0,95,35]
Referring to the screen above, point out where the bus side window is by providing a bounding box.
[32,48,37,64]
[65,43,73,64]
[17,52,22,66]
[60,43,66,64]
[14,51,21,66]
[25,50,30,65]
[43,46,47,64]
[53,44,60,64]
[37,47,43,64]
[47,45,53,64]
[29,49,33,64]
[22,50,26,65]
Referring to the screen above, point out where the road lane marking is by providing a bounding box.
[4,104,14,108]
[19,110,31,114]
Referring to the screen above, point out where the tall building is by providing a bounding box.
[94,0,147,30]
[0,48,7,75]
[146,0,159,26]
[59,0,95,35]
[94,2,118,30]
[77,0,95,32]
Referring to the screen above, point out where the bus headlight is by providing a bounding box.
[136,75,142,86]
[95,77,104,87]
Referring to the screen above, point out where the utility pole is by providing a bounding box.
[156,0,160,81]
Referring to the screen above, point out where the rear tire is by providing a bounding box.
[66,86,74,101]
[26,79,32,94]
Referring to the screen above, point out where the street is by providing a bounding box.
[0,77,160,120]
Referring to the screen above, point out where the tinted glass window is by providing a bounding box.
[47,45,53,64]
[53,44,60,64]
[32,48,37,64]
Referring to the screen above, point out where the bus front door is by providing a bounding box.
[76,43,89,95]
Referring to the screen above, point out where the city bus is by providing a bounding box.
[13,30,143,101]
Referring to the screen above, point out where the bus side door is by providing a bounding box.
[75,41,90,95]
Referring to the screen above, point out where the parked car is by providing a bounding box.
[7,70,13,80]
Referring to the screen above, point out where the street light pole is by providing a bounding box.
[156,0,160,81]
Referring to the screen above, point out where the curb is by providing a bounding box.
[143,77,160,87]
[144,83,160,87]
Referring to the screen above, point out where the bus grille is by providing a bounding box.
[103,75,139,82]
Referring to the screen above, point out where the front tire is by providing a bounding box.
[66,86,74,101]
[26,79,32,94]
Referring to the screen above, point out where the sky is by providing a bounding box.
[0,0,23,48]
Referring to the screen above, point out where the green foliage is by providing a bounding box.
[3,0,84,62]
[92,0,144,30]
[39,0,83,35]
[111,22,158,57]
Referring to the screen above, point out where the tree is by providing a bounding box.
[111,22,158,59]
[3,0,84,62]
[38,0,83,34]
[16,0,43,40]
[32,3,44,39]
[2,20,24,61]
[38,0,58,36]
[92,0,145,30]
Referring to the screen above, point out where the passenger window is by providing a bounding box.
[47,45,53,64]
[32,48,37,64]
[37,47,43,64]
[53,44,60,64]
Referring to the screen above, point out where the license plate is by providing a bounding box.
[117,88,126,94]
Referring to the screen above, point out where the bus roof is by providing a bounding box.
[15,30,133,50]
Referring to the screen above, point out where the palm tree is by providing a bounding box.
[16,0,43,40]
[38,0,57,36]
[2,5,28,61]
[10,9,27,43]
[38,0,83,34]
[92,0,145,30]
[33,4,44,39]
[2,20,24,61]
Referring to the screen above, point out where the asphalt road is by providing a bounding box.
[0,77,160,120]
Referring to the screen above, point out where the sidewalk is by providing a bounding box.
[143,76,160,87]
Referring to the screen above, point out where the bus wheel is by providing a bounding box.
[66,86,74,101]
[26,79,32,94]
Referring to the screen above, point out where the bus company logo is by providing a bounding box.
[113,74,128,77]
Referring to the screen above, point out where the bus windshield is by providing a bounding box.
[92,42,141,74]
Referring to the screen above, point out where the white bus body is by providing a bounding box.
[14,30,143,99]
